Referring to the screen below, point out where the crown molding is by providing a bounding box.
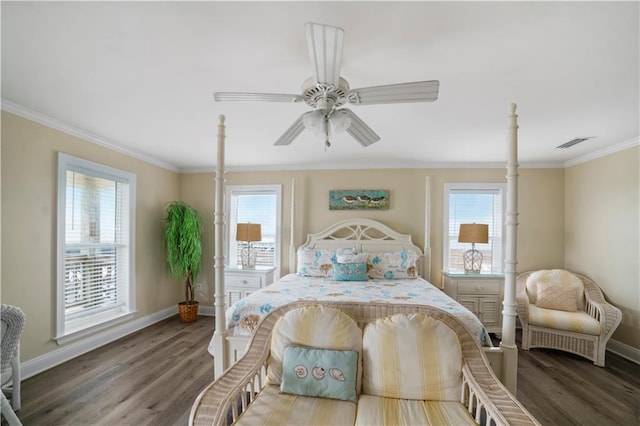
[180,160,566,173]
[1,99,180,173]
[564,137,639,168]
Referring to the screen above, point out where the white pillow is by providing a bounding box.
[336,253,368,264]
[296,247,335,277]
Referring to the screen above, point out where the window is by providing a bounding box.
[56,153,136,343]
[443,183,506,273]
[226,185,281,273]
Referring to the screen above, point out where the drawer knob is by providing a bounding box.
[476,286,484,291]
[241,280,248,284]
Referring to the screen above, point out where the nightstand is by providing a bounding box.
[442,271,504,333]
[224,266,276,307]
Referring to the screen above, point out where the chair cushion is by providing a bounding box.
[362,313,462,401]
[234,385,357,426]
[536,281,578,312]
[526,269,585,310]
[268,305,363,393]
[355,395,476,426]
[528,304,601,335]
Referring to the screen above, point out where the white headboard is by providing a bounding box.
[299,218,426,278]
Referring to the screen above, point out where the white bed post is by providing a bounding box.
[213,114,228,379]
[289,178,296,274]
[424,176,432,282]
[500,103,519,394]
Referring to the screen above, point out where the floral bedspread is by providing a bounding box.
[222,274,489,345]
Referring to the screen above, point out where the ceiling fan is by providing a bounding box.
[214,22,440,148]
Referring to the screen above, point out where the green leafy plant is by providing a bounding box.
[164,202,202,304]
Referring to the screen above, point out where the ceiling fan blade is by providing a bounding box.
[341,109,380,147]
[348,80,440,105]
[305,22,344,88]
[214,92,303,103]
[274,113,309,146]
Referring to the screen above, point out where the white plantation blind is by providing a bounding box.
[226,185,281,270]
[57,154,136,342]
[444,183,506,273]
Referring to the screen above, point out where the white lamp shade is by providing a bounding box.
[303,110,351,140]
[330,110,352,134]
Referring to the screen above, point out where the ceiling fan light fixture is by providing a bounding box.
[302,110,351,143]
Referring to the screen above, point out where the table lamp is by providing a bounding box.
[236,223,262,269]
[458,223,489,273]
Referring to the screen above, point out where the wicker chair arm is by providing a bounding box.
[578,273,623,339]
[461,364,540,426]
[515,272,531,322]
[190,311,280,426]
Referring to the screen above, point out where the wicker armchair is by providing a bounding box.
[516,270,622,367]
[1,304,26,425]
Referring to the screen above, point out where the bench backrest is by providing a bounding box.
[362,313,463,401]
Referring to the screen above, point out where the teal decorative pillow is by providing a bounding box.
[333,262,367,281]
[281,346,358,402]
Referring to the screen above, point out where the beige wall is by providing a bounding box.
[6,109,635,364]
[180,167,566,299]
[1,111,182,361]
[565,146,640,349]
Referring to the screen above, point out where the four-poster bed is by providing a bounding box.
[210,104,520,394]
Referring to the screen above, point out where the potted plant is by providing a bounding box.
[164,201,203,323]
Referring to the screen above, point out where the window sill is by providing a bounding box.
[55,310,136,345]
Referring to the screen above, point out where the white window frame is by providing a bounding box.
[443,183,507,274]
[225,184,282,277]
[56,153,136,344]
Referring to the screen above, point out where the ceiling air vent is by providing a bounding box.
[556,137,593,149]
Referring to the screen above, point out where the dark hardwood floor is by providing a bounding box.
[8,318,640,425]
[513,337,640,425]
[13,316,215,426]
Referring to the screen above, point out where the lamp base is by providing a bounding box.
[463,249,483,273]
[241,246,257,269]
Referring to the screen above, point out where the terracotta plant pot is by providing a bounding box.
[178,301,199,323]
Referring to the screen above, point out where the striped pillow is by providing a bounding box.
[268,305,363,393]
[362,313,462,401]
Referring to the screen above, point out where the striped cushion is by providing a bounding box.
[268,305,363,393]
[528,304,601,335]
[355,395,475,426]
[526,269,585,310]
[234,385,356,426]
[362,313,462,401]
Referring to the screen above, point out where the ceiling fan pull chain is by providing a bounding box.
[324,116,331,149]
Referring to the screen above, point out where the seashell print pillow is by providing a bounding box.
[280,346,358,402]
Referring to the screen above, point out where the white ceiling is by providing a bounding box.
[2,1,638,172]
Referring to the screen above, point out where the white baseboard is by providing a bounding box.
[21,306,178,380]
[607,338,640,365]
[198,305,215,316]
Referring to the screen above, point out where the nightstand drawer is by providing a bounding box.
[458,280,500,294]
[225,274,263,289]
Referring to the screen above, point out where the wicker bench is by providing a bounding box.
[190,302,539,426]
